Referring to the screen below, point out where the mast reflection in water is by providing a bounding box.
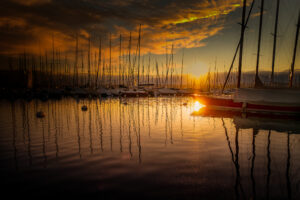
[0,97,299,199]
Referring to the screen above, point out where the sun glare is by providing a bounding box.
[194,101,206,112]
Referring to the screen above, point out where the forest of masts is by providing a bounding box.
[7,23,251,92]
[7,11,300,91]
[11,26,181,89]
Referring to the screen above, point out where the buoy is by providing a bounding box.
[36,111,45,118]
[81,105,88,111]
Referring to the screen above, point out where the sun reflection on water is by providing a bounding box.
[193,101,206,112]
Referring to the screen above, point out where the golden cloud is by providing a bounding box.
[0,0,242,61]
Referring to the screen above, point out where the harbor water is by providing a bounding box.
[0,97,299,199]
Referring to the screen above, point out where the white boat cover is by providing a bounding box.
[233,88,300,104]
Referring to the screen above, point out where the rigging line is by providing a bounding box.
[222,0,256,92]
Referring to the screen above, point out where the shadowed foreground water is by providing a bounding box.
[0,97,300,199]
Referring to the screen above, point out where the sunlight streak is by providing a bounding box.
[193,101,206,112]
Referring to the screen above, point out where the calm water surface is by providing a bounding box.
[0,97,300,199]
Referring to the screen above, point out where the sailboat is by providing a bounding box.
[194,0,300,116]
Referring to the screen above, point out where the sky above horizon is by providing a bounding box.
[0,0,299,76]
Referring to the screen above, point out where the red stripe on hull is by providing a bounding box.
[195,96,300,114]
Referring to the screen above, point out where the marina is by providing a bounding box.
[0,0,299,198]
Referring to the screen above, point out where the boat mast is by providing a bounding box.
[95,35,101,88]
[147,53,150,85]
[170,43,174,88]
[207,67,211,92]
[214,57,217,89]
[180,49,184,89]
[128,32,132,87]
[237,0,247,88]
[255,0,265,88]
[119,34,122,86]
[222,0,255,93]
[137,24,141,87]
[289,11,300,88]
[109,33,112,88]
[74,33,78,87]
[271,0,280,84]
[102,40,105,88]
[155,60,160,87]
[87,36,91,88]
[165,41,169,87]
[51,34,55,88]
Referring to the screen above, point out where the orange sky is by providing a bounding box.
[0,0,299,75]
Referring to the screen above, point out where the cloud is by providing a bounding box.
[11,0,51,6]
[0,0,242,57]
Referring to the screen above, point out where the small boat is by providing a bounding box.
[81,105,88,111]
[120,89,148,97]
[157,88,178,96]
[177,88,194,96]
[36,111,45,118]
[194,88,300,115]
